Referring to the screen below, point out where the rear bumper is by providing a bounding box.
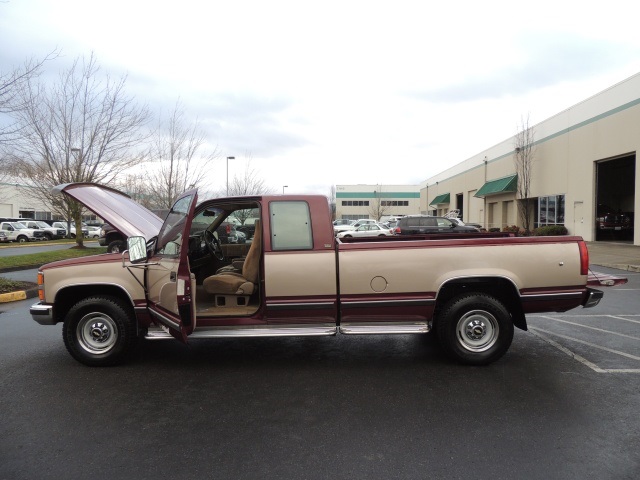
[30,302,55,325]
[582,288,604,308]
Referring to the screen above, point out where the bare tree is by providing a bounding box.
[118,172,157,209]
[328,185,336,221]
[368,185,390,221]
[0,52,57,195]
[227,160,275,225]
[142,100,216,209]
[6,53,150,246]
[0,51,57,139]
[514,114,536,233]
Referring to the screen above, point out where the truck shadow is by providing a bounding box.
[134,333,449,371]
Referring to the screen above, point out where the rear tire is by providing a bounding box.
[436,293,513,365]
[62,296,137,366]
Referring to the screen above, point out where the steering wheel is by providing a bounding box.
[203,230,225,261]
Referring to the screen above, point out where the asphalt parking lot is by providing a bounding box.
[527,266,640,374]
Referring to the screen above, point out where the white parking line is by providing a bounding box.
[606,315,640,325]
[530,326,640,374]
[529,328,605,373]
[537,316,640,341]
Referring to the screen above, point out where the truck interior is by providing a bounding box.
[186,201,262,317]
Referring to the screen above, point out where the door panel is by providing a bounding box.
[146,190,198,342]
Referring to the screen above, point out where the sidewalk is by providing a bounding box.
[586,241,640,272]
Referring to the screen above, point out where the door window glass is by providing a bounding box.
[157,195,194,256]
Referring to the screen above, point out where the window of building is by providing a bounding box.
[537,195,565,227]
[341,200,370,207]
[381,200,409,207]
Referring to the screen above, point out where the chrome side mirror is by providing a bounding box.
[127,236,147,264]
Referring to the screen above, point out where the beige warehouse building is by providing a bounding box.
[421,72,640,246]
[336,75,638,245]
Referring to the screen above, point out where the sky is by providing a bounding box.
[2,0,640,196]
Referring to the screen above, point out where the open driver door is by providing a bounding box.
[146,189,198,343]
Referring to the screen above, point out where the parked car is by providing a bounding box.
[0,221,46,242]
[336,223,394,239]
[332,219,353,227]
[216,222,246,244]
[449,218,484,230]
[596,204,633,231]
[99,223,127,253]
[394,215,481,235]
[334,218,378,234]
[20,220,67,240]
[86,226,101,238]
[236,223,256,240]
[48,221,89,238]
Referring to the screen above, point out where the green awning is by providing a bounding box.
[474,175,517,198]
[429,193,450,206]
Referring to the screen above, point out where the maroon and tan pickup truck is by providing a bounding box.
[30,183,621,367]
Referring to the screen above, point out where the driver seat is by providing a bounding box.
[202,220,261,301]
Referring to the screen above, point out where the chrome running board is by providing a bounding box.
[145,324,338,340]
[145,322,430,340]
[339,322,430,335]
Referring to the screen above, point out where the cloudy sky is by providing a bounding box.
[2,0,639,195]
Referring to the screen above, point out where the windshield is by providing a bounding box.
[10,222,27,229]
[35,221,50,228]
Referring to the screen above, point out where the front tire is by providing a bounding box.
[63,296,137,366]
[107,240,126,253]
[436,293,513,365]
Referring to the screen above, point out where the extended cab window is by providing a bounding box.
[269,201,313,250]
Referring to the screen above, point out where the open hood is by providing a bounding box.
[52,183,164,240]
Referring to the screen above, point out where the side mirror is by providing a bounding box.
[127,236,147,263]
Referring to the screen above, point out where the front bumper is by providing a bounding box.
[30,302,55,325]
[582,288,604,308]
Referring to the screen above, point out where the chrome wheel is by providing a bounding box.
[455,309,499,352]
[76,312,119,355]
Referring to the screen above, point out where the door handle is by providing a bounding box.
[170,271,177,282]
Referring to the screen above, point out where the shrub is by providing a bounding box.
[533,225,568,236]
[502,225,529,236]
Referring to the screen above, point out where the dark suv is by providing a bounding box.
[394,215,481,235]
[99,223,127,253]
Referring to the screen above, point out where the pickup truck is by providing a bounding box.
[30,183,621,367]
[20,220,67,240]
[0,221,46,242]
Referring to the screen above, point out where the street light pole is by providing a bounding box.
[283,185,288,195]
[226,156,235,196]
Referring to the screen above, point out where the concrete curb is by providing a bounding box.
[594,263,640,272]
[0,286,39,303]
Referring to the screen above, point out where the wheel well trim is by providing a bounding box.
[54,282,137,308]
[435,274,521,300]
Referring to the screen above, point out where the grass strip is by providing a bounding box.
[0,247,108,271]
